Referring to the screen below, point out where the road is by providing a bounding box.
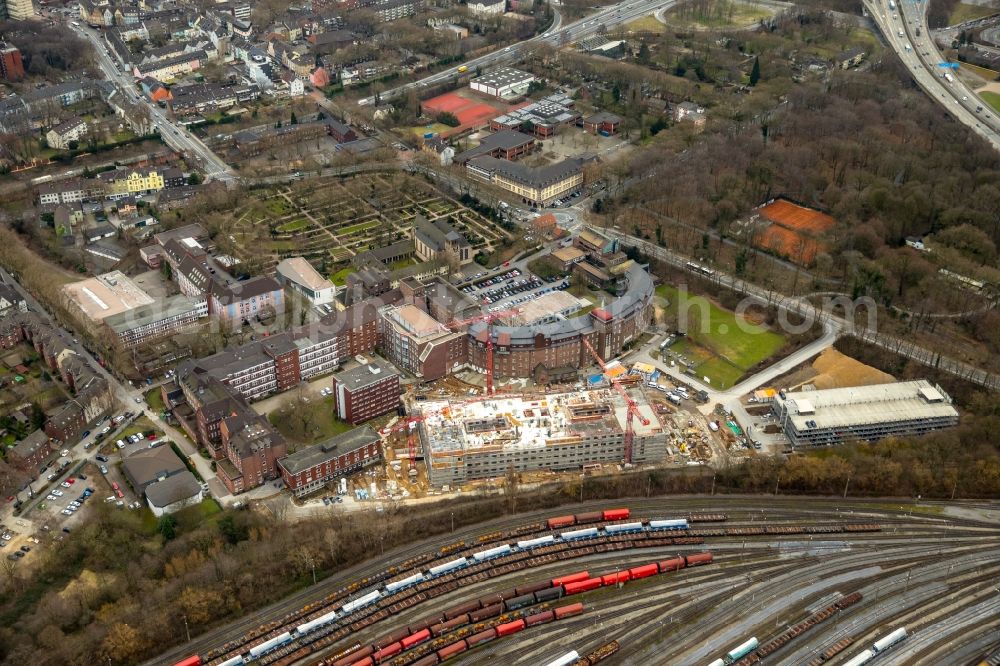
[0,269,225,510]
[359,0,684,106]
[605,230,1000,391]
[864,0,1000,151]
[68,23,235,182]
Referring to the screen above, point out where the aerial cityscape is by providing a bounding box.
[0,0,998,661]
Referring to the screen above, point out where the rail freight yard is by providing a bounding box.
[418,389,665,485]
[158,498,1000,666]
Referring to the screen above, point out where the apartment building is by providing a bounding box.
[377,302,466,380]
[103,294,207,349]
[132,50,205,81]
[278,427,381,497]
[0,42,24,80]
[217,409,287,494]
[332,357,400,425]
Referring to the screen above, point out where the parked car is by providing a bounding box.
[100,466,108,474]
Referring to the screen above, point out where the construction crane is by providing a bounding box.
[383,404,448,473]
[447,308,520,396]
[581,338,649,464]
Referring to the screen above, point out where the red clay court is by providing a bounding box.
[421,92,501,130]
[756,199,837,266]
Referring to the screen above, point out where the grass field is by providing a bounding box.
[959,62,1000,81]
[625,15,667,32]
[330,266,353,286]
[277,218,310,233]
[657,285,786,388]
[949,1,998,25]
[339,220,378,236]
[981,91,1000,113]
[265,198,292,215]
[666,0,774,28]
[408,123,451,138]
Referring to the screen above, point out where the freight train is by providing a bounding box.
[330,553,711,666]
[841,627,908,666]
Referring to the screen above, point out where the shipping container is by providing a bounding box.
[436,640,468,659]
[602,508,630,521]
[628,563,659,580]
[553,602,585,619]
[685,552,714,567]
[525,610,556,626]
[564,578,602,595]
[658,557,686,573]
[496,619,526,637]
[552,571,590,587]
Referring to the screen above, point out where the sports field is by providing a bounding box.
[657,285,786,389]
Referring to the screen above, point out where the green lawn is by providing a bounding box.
[338,221,378,236]
[277,218,310,233]
[330,266,353,286]
[144,388,165,413]
[265,198,292,215]
[949,1,997,25]
[658,284,785,388]
[981,91,1000,114]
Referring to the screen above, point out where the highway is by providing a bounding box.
[68,23,235,182]
[359,0,683,106]
[864,0,1000,151]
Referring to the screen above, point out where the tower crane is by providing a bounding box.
[383,404,448,472]
[446,307,520,396]
[581,338,649,464]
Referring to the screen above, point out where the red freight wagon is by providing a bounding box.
[412,656,440,666]
[401,629,431,650]
[333,646,374,666]
[554,602,585,620]
[600,571,631,587]
[602,508,630,521]
[437,641,468,659]
[373,642,402,661]
[172,658,201,666]
[525,610,556,626]
[658,557,686,573]
[466,629,497,647]
[552,571,590,587]
[628,563,659,580]
[495,620,526,637]
[686,552,714,567]
[547,515,576,530]
[564,578,602,595]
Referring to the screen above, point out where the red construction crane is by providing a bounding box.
[447,308,520,396]
[581,338,650,464]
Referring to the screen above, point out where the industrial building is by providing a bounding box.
[773,380,960,447]
[470,67,536,99]
[418,389,666,486]
[61,271,156,323]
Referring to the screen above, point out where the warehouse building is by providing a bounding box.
[774,380,959,447]
[332,356,401,425]
[279,427,382,497]
[470,67,535,99]
[419,389,666,486]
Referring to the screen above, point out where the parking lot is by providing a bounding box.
[459,268,572,314]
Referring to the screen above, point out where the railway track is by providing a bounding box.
[151,499,1000,666]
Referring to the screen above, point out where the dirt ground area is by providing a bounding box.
[778,346,895,391]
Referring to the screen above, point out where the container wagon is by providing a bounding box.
[726,637,758,662]
[872,627,907,652]
[842,650,874,666]
[544,652,580,666]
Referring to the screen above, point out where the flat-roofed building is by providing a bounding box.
[332,356,400,424]
[61,271,156,323]
[276,257,337,305]
[470,67,535,99]
[104,294,207,348]
[377,303,466,380]
[773,380,959,447]
[278,426,382,497]
[419,390,666,485]
[502,290,588,326]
